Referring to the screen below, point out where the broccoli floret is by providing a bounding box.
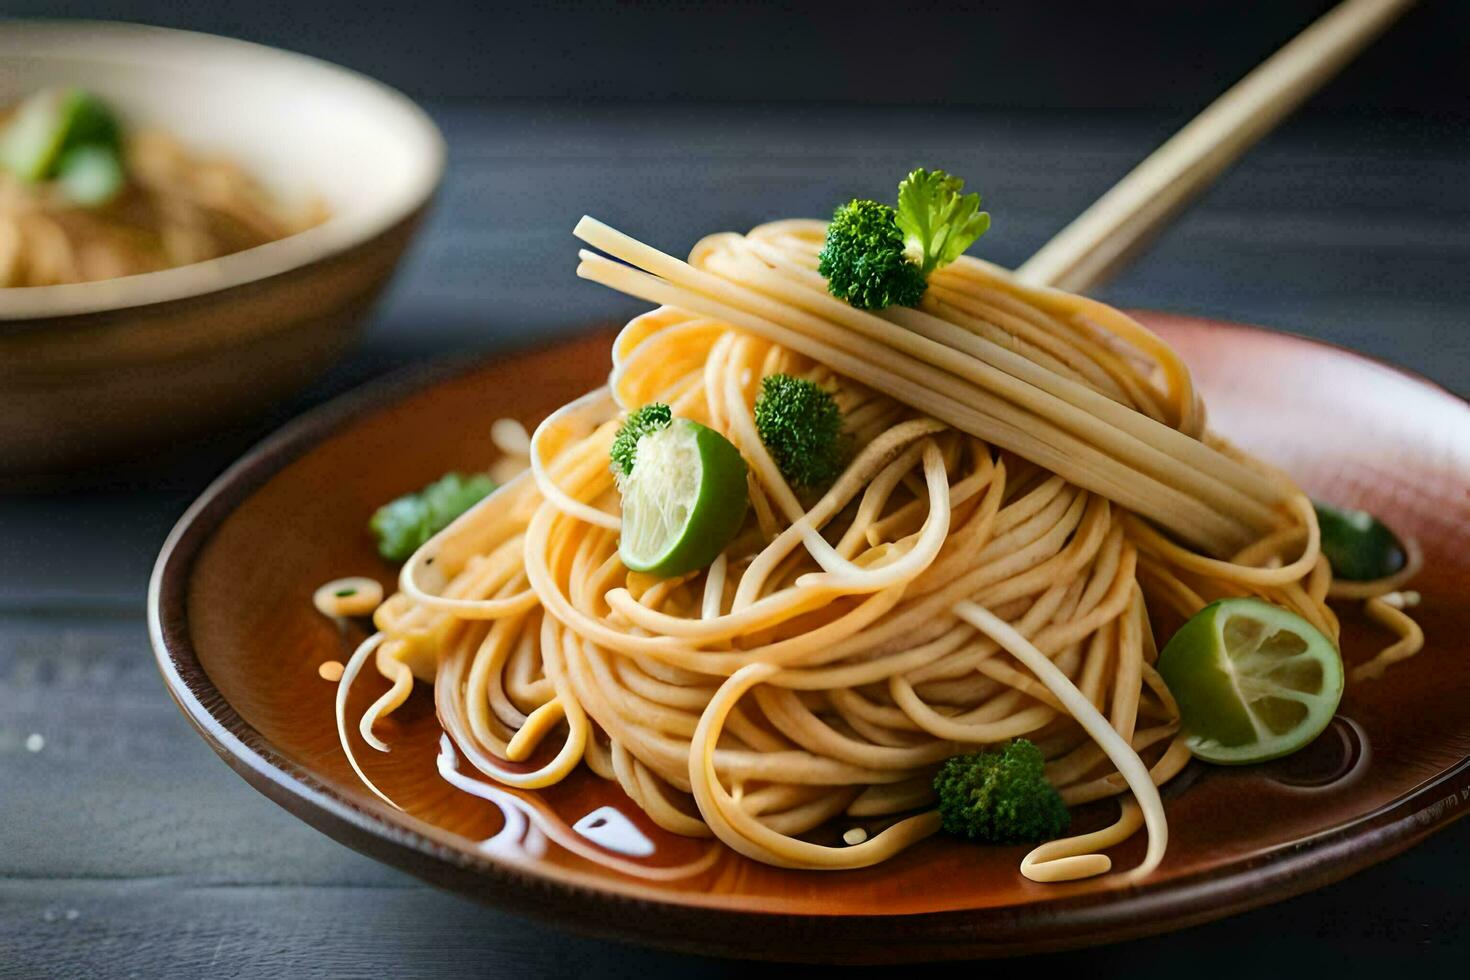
[609,402,672,475]
[934,740,1070,844]
[895,168,991,276]
[817,170,992,311]
[817,199,928,311]
[369,472,497,562]
[753,373,846,491]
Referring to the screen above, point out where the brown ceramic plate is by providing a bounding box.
[148,314,1470,963]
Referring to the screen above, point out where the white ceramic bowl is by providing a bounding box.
[0,21,445,481]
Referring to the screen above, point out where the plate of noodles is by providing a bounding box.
[0,22,442,481]
[150,175,1470,961]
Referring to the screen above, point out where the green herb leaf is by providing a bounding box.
[369,472,497,562]
[895,168,990,276]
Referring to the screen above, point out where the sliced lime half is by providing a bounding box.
[618,418,748,578]
[1158,597,1344,765]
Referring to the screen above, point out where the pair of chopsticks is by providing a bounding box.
[1016,0,1415,293]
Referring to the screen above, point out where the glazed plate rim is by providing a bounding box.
[146,314,1470,960]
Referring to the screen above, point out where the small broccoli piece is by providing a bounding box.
[753,373,845,490]
[609,402,672,476]
[817,199,928,311]
[934,740,1070,844]
[369,472,497,562]
[895,168,991,276]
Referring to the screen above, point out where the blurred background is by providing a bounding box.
[3,2,1467,976]
[6,0,1466,594]
[8,0,1464,367]
[15,0,1470,109]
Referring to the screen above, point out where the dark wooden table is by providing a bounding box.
[3,104,1467,978]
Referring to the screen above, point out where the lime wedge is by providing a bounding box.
[1158,597,1343,765]
[57,144,125,207]
[1314,501,1404,581]
[618,418,748,577]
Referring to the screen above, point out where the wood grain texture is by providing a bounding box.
[4,616,1467,977]
[3,103,1468,976]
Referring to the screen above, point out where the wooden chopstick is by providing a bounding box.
[1015,0,1415,293]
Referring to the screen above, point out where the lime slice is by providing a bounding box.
[1314,501,1404,581]
[1158,597,1344,765]
[618,418,748,577]
[57,144,125,207]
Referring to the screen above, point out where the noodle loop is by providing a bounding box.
[334,220,1422,879]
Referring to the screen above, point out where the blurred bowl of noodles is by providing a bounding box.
[0,21,444,483]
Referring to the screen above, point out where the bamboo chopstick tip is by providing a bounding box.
[573,214,603,240]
